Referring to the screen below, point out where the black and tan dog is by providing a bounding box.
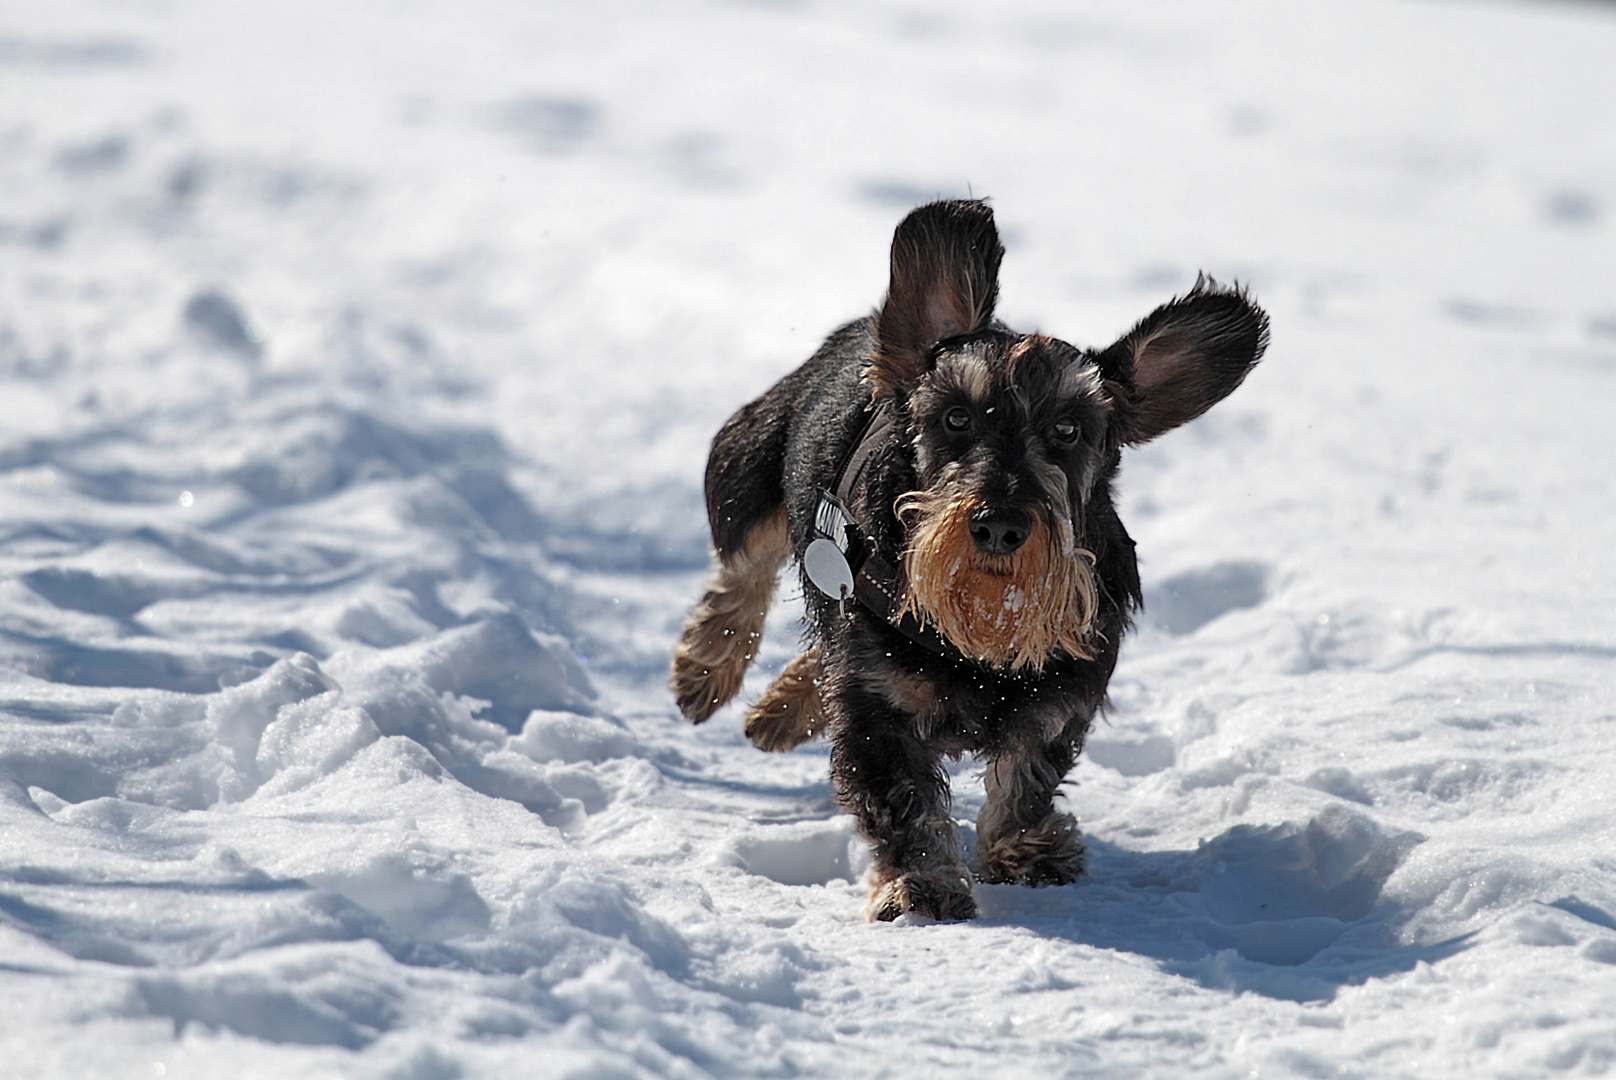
[671,199,1268,921]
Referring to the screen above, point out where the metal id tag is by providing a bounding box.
[804,537,855,600]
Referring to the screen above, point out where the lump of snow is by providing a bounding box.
[511,711,635,765]
[183,288,263,359]
[720,819,868,888]
[378,614,592,730]
[1197,805,1424,923]
[211,653,339,803]
[254,700,381,799]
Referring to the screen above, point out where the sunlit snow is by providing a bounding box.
[2,0,1616,1076]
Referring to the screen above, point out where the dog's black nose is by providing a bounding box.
[968,507,1030,555]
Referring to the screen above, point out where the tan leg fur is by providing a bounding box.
[669,509,790,723]
[745,648,826,751]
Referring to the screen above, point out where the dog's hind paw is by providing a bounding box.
[866,868,978,922]
[744,649,826,751]
[975,812,1087,887]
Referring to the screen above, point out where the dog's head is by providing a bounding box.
[868,199,1269,671]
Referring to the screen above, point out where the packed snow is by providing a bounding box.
[2,0,1616,1075]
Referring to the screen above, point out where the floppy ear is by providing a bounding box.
[867,199,1005,400]
[1094,276,1270,445]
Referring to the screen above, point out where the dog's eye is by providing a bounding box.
[943,406,971,433]
[1051,419,1080,444]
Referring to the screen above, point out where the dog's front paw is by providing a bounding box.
[975,812,1086,887]
[866,868,978,922]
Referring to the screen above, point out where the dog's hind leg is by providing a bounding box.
[671,380,798,724]
[670,508,789,723]
[975,738,1087,887]
[745,649,825,751]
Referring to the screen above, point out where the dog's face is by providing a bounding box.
[896,331,1109,670]
[864,201,1269,672]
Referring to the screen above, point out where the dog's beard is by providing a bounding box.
[896,489,1097,670]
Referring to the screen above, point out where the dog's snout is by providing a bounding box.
[968,507,1030,556]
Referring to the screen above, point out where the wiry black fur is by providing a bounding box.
[676,199,1269,921]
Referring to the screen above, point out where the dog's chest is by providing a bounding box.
[870,656,1078,752]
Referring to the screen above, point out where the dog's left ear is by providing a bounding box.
[1095,276,1270,445]
[868,199,1005,400]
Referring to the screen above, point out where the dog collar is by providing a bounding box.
[805,403,960,659]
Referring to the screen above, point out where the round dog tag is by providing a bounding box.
[804,537,855,600]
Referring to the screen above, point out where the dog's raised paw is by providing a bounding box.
[669,594,763,723]
[670,510,791,723]
[866,868,978,922]
[744,649,826,751]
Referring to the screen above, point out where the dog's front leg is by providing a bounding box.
[830,688,976,921]
[975,737,1086,887]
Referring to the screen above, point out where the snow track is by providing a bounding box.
[2,0,1616,1075]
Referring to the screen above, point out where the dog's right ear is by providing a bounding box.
[868,199,1004,400]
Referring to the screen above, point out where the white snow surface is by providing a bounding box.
[2,0,1616,1075]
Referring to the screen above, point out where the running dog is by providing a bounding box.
[671,199,1268,921]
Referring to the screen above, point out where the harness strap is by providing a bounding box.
[833,404,896,509]
[815,403,960,660]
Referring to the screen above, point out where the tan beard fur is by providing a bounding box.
[896,490,1097,670]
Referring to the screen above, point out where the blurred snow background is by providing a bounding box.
[2,0,1615,1075]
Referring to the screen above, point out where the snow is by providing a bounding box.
[2,0,1615,1074]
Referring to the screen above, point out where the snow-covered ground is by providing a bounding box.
[2,0,1615,1075]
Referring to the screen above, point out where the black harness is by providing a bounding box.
[808,403,959,659]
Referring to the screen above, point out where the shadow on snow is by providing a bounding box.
[975,824,1472,1003]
